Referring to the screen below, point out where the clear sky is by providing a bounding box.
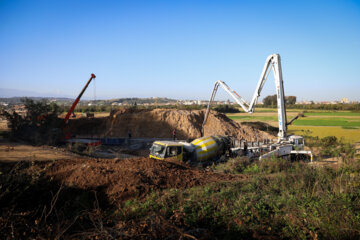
[0,0,359,101]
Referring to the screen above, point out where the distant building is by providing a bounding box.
[295,101,312,105]
[340,98,349,104]
[183,101,196,105]
[111,102,122,106]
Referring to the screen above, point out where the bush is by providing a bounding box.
[215,156,292,175]
[320,136,338,147]
[213,104,240,113]
[1,98,63,145]
[212,157,252,174]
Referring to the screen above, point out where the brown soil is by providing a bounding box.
[68,108,274,141]
[0,141,81,162]
[0,140,245,238]
[47,156,245,205]
[0,118,9,131]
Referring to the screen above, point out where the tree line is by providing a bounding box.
[263,95,297,106]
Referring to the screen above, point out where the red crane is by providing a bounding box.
[63,73,96,139]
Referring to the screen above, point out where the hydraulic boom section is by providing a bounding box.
[202,54,287,140]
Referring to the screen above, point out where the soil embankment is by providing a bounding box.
[47,157,245,204]
[68,108,274,141]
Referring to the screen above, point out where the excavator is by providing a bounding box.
[202,54,313,161]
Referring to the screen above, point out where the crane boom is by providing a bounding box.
[64,73,96,125]
[202,54,287,140]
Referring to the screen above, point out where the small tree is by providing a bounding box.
[213,105,240,113]
[2,98,63,145]
[286,96,297,105]
[263,95,297,106]
[263,95,277,106]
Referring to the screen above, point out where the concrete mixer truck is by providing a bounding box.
[149,135,232,162]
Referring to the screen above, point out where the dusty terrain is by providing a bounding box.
[0,141,79,162]
[0,139,244,205]
[1,108,260,206]
[47,157,245,205]
[68,108,274,141]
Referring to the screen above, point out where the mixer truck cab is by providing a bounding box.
[149,141,183,161]
[288,135,305,150]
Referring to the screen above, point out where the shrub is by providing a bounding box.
[213,104,240,113]
[212,157,252,174]
[1,98,63,145]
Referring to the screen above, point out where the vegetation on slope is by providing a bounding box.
[118,137,360,239]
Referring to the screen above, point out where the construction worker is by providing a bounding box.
[127,130,132,146]
[172,129,176,141]
[243,141,248,155]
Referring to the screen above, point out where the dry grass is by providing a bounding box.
[288,126,360,143]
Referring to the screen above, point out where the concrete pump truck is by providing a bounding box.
[149,54,312,163]
[202,54,313,161]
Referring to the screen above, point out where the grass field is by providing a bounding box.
[287,126,360,143]
[227,108,360,143]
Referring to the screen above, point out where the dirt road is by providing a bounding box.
[0,141,78,162]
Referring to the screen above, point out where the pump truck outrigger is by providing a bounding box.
[202,53,313,161]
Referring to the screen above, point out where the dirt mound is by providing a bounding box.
[202,111,274,141]
[68,108,274,141]
[47,157,244,204]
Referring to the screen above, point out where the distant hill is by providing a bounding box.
[0,97,178,105]
[0,88,73,99]
[105,97,178,104]
[0,88,42,98]
[0,97,74,105]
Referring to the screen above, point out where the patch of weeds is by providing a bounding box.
[243,163,261,174]
[318,136,357,163]
[212,157,252,174]
[119,157,360,239]
[342,126,358,129]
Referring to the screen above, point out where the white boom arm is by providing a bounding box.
[202,54,288,140]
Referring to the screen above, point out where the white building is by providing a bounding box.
[340,98,349,104]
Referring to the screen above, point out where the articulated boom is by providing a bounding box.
[202,54,287,140]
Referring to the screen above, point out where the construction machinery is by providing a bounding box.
[63,74,101,147]
[149,135,232,162]
[64,73,96,125]
[202,54,313,161]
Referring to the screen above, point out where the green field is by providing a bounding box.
[287,126,360,143]
[228,116,277,121]
[292,119,360,127]
[227,109,360,143]
[304,112,360,116]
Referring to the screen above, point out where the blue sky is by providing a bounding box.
[0,0,359,101]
